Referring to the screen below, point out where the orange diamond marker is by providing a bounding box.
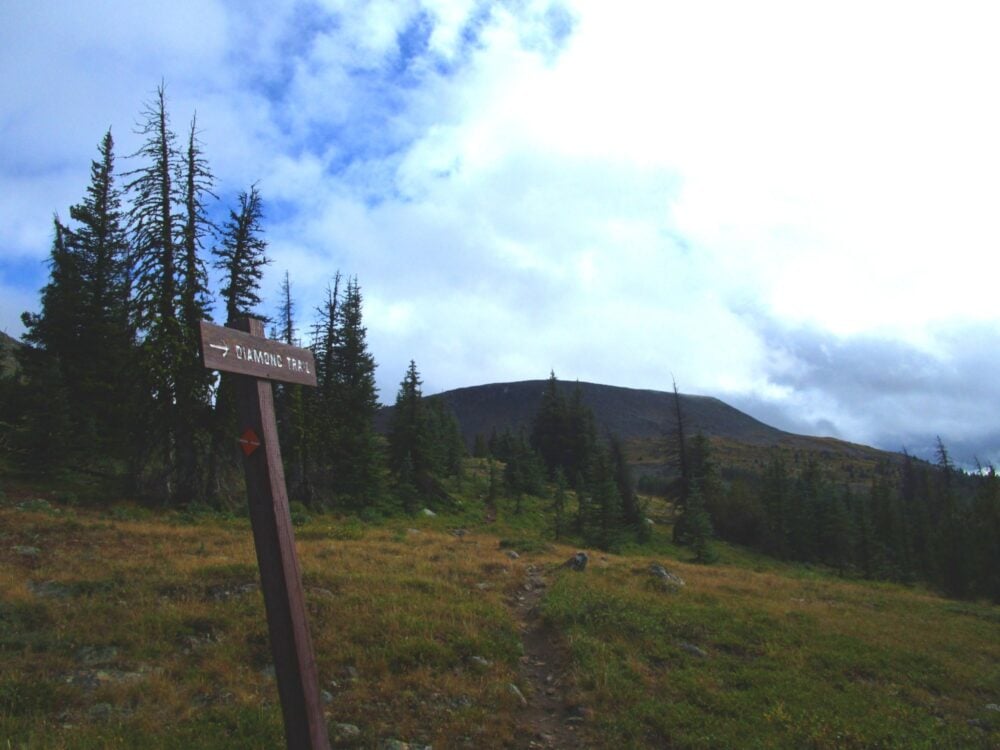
[239,427,262,456]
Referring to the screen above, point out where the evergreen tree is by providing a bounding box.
[472,433,488,459]
[127,83,179,335]
[708,477,765,547]
[215,185,268,322]
[389,360,426,472]
[207,184,273,506]
[852,483,876,578]
[791,459,824,562]
[686,479,716,563]
[498,430,544,510]
[277,271,296,345]
[760,454,791,558]
[552,468,568,539]
[18,133,133,470]
[13,349,73,471]
[424,398,466,477]
[395,452,420,515]
[581,447,624,551]
[669,378,692,544]
[819,485,855,574]
[178,115,215,331]
[125,84,186,502]
[67,129,133,450]
[389,360,428,510]
[173,115,218,502]
[21,220,85,376]
[486,454,499,510]
[311,276,341,416]
[933,438,970,597]
[870,472,912,580]
[327,278,381,509]
[971,466,1000,601]
[900,450,934,580]
[676,433,718,546]
[609,433,647,540]
[531,371,567,476]
[565,383,596,483]
[273,272,308,502]
[306,277,341,506]
[529,373,595,488]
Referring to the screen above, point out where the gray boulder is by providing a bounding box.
[649,563,685,591]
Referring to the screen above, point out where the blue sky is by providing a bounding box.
[3,0,1000,465]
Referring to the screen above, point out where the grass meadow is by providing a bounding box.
[1,465,998,748]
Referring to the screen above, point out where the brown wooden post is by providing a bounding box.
[201,317,329,750]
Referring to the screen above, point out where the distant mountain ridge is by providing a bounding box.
[430,379,788,446]
[383,379,896,467]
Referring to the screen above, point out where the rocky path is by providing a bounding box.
[509,564,585,749]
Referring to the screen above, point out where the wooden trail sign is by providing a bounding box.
[200,318,329,750]
[199,320,317,386]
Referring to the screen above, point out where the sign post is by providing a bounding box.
[199,318,329,750]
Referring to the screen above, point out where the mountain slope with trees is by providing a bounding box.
[382,379,894,466]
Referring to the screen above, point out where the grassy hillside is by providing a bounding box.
[2,469,998,748]
[628,433,898,491]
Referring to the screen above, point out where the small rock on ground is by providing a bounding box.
[329,722,361,743]
[509,683,528,706]
[679,642,708,658]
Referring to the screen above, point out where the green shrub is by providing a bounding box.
[287,500,310,526]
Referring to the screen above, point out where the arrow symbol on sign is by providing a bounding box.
[209,342,230,357]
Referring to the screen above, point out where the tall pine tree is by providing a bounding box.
[125,84,185,501]
[306,277,341,506]
[19,131,133,469]
[273,272,309,502]
[215,185,268,322]
[209,184,271,505]
[531,371,567,476]
[389,361,424,512]
[327,278,381,509]
[389,360,427,478]
[174,115,217,502]
[123,85,219,503]
[69,130,132,441]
